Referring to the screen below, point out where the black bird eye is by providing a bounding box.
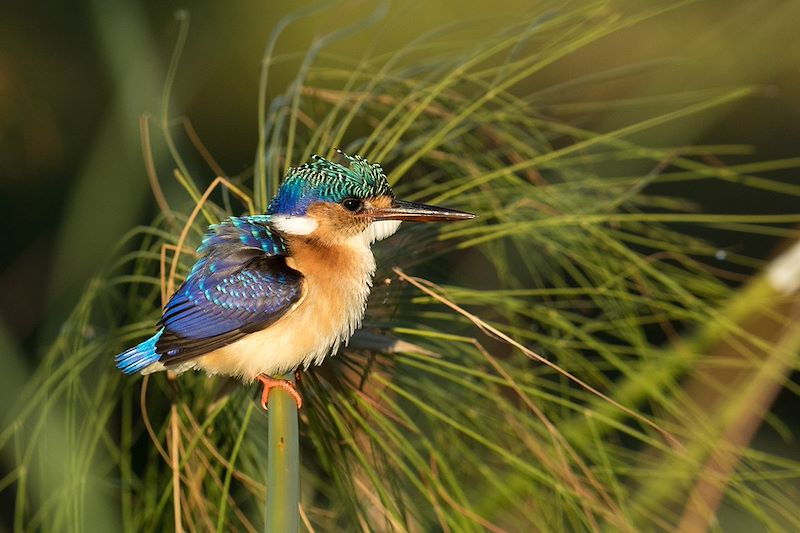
[342,198,363,212]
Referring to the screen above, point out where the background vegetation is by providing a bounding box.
[1,0,799,531]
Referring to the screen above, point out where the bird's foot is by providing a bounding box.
[256,374,302,410]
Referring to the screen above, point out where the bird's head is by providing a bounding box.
[268,153,475,246]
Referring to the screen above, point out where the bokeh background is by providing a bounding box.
[1,0,799,530]
[3,0,799,351]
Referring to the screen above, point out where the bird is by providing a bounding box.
[115,152,475,409]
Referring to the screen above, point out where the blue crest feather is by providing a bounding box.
[268,153,393,215]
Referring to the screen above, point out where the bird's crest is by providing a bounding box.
[268,153,393,216]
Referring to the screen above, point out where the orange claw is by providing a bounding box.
[256,374,303,410]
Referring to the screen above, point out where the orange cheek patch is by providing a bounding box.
[304,202,370,243]
[368,195,394,209]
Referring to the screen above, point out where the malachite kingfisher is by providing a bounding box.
[115,152,475,408]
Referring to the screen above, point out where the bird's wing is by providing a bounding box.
[155,216,304,365]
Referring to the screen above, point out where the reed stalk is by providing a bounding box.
[265,377,299,533]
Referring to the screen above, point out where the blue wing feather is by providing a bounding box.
[115,215,304,372]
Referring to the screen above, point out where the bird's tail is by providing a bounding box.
[115,329,164,374]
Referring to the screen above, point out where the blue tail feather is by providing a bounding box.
[115,329,163,374]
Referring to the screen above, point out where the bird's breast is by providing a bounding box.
[195,238,376,380]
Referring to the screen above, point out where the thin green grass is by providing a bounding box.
[3,1,800,531]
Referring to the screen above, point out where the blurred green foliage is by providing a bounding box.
[1,0,800,531]
[2,0,799,342]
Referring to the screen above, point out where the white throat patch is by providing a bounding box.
[270,215,319,236]
[346,220,401,251]
[364,220,401,244]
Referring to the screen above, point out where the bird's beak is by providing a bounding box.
[362,199,476,222]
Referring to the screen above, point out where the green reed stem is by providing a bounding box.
[265,376,299,533]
